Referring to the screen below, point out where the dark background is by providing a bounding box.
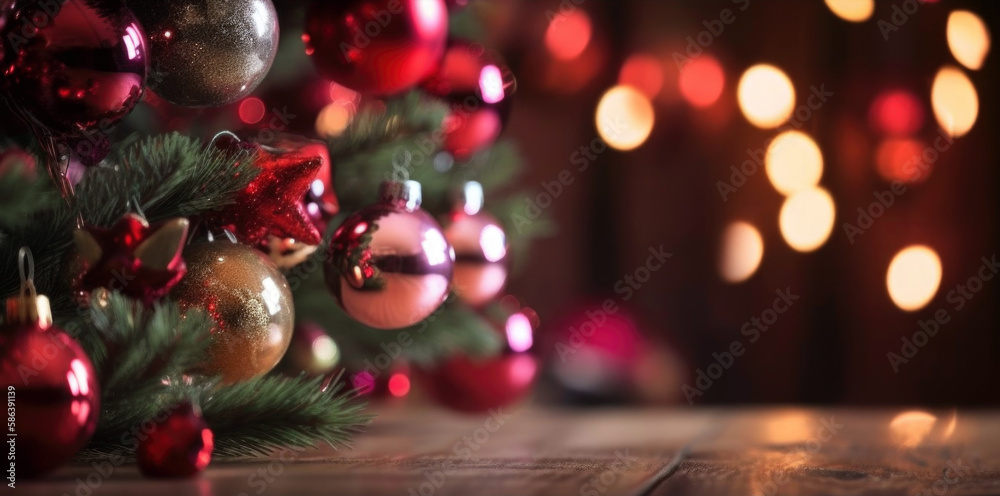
[490,0,1000,406]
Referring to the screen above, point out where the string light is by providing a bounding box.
[947,10,991,71]
[779,187,835,252]
[887,246,942,312]
[824,0,874,22]
[931,66,979,137]
[737,64,795,129]
[765,131,824,196]
[719,222,764,283]
[595,85,655,151]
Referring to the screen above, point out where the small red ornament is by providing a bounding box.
[350,362,412,399]
[0,249,100,477]
[423,40,517,159]
[0,0,148,134]
[208,133,324,246]
[137,402,214,478]
[416,311,536,413]
[304,0,449,95]
[443,182,508,307]
[324,181,454,330]
[71,214,189,304]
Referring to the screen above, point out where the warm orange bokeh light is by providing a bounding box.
[619,54,665,99]
[316,102,354,138]
[737,64,795,129]
[779,187,835,252]
[890,411,937,447]
[595,85,655,151]
[679,56,725,108]
[719,221,765,283]
[947,10,991,71]
[824,0,874,22]
[876,138,930,184]
[545,11,592,61]
[765,131,824,196]
[931,66,979,137]
[887,246,942,312]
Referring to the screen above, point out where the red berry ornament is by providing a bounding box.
[304,0,449,95]
[137,402,214,478]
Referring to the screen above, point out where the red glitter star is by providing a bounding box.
[210,138,323,246]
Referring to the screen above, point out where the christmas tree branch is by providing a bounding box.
[0,161,59,230]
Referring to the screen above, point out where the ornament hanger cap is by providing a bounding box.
[6,247,52,328]
[379,180,422,211]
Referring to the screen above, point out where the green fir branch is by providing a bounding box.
[0,162,59,230]
[327,92,448,160]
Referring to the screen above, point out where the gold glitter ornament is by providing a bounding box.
[171,241,294,383]
[130,0,280,107]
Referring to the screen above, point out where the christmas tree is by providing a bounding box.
[0,0,547,475]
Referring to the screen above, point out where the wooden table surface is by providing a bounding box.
[19,406,1000,495]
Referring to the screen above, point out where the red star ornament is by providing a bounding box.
[72,214,189,303]
[211,140,323,245]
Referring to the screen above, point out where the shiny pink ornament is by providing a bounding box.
[423,40,516,159]
[0,320,99,476]
[0,0,148,133]
[325,181,454,329]
[443,182,508,307]
[417,312,537,413]
[137,402,214,478]
[304,0,449,95]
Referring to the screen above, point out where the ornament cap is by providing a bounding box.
[7,247,52,328]
[379,180,422,211]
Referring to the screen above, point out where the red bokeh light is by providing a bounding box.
[388,372,411,397]
[869,89,925,137]
[679,56,725,108]
[238,97,266,125]
[545,11,592,61]
[619,54,665,99]
[876,138,931,184]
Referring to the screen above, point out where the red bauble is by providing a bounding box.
[350,362,412,399]
[137,403,214,478]
[0,0,148,134]
[423,40,516,159]
[417,312,536,413]
[0,321,100,476]
[304,0,449,95]
[443,182,508,307]
[71,214,189,304]
[324,181,454,330]
[209,134,324,246]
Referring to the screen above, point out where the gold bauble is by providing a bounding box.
[172,241,294,383]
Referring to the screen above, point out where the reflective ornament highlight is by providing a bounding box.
[304,0,449,95]
[423,40,517,159]
[325,181,454,330]
[172,241,294,384]
[137,402,214,478]
[443,182,508,307]
[0,0,148,133]
[130,0,279,107]
[279,322,342,377]
[416,311,537,413]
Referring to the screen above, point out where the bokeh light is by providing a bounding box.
[824,0,874,22]
[887,246,942,312]
[890,411,938,448]
[238,97,266,125]
[679,55,725,108]
[737,64,795,129]
[316,102,354,138]
[876,138,930,184]
[545,11,592,61]
[619,54,665,99]
[765,131,824,196]
[869,89,925,137]
[719,221,765,283]
[595,85,655,151]
[779,187,836,252]
[931,66,979,137]
[947,10,991,71]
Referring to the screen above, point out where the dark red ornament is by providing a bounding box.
[416,311,536,413]
[350,362,412,399]
[303,0,449,95]
[0,269,99,477]
[422,40,516,159]
[137,402,214,478]
[208,134,324,246]
[0,0,148,134]
[0,146,35,177]
[71,214,189,304]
